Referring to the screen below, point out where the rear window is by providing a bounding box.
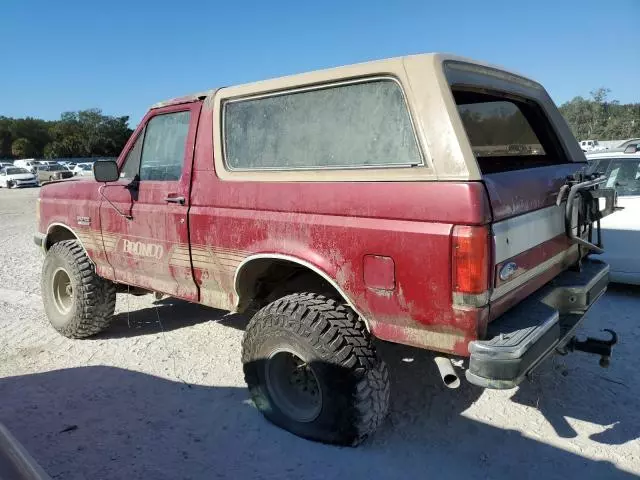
[452,90,568,174]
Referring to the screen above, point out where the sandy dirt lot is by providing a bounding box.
[0,187,638,479]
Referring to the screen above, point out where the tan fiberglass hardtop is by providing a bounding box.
[152,53,587,182]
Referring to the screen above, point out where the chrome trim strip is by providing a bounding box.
[493,204,563,264]
[492,201,579,264]
[490,245,578,301]
[233,253,370,330]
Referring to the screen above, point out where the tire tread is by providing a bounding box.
[242,292,390,445]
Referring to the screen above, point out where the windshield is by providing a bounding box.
[48,165,65,171]
[605,159,640,197]
[81,164,92,170]
[6,168,30,175]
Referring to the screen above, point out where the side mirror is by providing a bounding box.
[94,160,119,182]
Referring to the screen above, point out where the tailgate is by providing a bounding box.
[485,167,615,319]
[444,62,617,318]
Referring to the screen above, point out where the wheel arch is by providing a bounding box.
[44,223,90,258]
[234,254,370,329]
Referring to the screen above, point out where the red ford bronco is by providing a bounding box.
[35,54,618,445]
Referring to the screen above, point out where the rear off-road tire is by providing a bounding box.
[42,240,116,338]
[242,292,390,445]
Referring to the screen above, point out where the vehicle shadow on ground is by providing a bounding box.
[99,288,639,453]
[0,348,635,479]
[98,297,249,339]
[508,284,640,447]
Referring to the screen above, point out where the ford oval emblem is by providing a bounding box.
[499,262,518,281]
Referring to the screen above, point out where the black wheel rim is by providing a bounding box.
[265,349,322,423]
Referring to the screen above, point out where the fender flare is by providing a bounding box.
[44,222,93,262]
[233,253,370,330]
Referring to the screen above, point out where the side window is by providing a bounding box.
[606,160,640,196]
[120,131,145,180]
[223,79,422,170]
[139,111,191,181]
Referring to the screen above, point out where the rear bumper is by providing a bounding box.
[466,259,609,389]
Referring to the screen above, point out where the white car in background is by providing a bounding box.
[12,159,38,173]
[73,163,94,177]
[580,139,600,152]
[0,167,39,188]
[587,151,640,285]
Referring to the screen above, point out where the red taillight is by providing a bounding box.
[452,225,490,296]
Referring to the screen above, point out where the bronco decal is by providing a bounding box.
[122,239,164,259]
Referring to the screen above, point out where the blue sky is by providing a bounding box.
[1,0,638,127]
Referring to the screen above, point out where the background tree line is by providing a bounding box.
[558,88,640,141]
[0,109,132,159]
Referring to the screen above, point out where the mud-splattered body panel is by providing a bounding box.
[37,53,592,357]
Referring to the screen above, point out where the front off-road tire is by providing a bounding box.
[242,292,390,445]
[42,240,116,338]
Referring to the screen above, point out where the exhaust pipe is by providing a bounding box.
[434,357,461,389]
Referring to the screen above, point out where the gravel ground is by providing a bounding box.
[0,187,638,479]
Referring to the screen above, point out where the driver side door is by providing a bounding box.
[99,102,201,300]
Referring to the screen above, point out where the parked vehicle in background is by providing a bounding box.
[622,143,639,153]
[615,138,640,151]
[0,167,39,188]
[35,53,619,445]
[587,150,640,285]
[0,162,13,169]
[72,163,93,176]
[35,164,74,183]
[56,163,74,172]
[579,139,600,152]
[13,159,38,173]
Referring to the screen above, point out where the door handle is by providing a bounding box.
[165,196,185,205]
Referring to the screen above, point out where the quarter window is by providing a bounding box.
[223,79,422,170]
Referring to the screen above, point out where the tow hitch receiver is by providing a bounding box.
[561,329,617,368]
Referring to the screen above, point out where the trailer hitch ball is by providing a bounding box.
[568,329,617,368]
